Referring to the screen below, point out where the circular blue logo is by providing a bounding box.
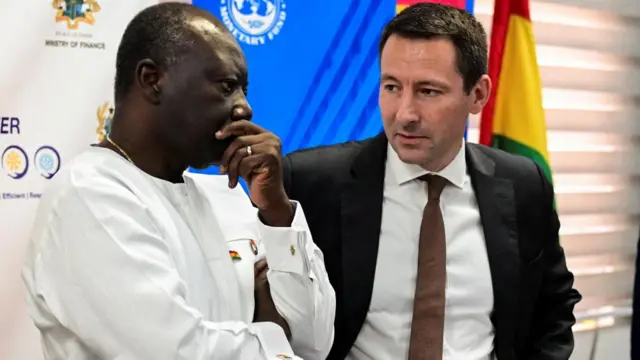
[34,146,61,179]
[2,145,29,179]
[220,0,287,45]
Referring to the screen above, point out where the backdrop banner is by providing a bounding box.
[0,1,165,359]
[191,0,474,177]
[193,0,397,159]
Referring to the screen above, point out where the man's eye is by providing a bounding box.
[420,88,441,96]
[220,82,234,95]
[220,81,248,97]
[383,84,399,92]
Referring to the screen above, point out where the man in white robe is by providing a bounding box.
[22,3,336,360]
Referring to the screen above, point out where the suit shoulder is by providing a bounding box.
[468,142,541,178]
[48,148,121,194]
[43,147,152,214]
[468,143,553,217]
[285,138,371,175]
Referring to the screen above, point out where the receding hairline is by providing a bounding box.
[114,3,242,102]
[154,3,235,45]
[186,14,239,50]
[181,6,228,33]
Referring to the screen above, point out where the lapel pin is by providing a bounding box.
[289,245,296,256]
[229,250,241,261]
[276,355,292,360]
[250,239,258,256]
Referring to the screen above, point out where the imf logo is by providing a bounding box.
[220,0,287,46]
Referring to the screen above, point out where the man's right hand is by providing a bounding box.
[253,259,292,340]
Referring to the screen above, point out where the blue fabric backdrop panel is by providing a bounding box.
[191,0,396,176]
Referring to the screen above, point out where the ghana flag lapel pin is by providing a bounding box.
[229,250,241,261]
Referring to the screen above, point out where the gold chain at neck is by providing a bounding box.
[106,135,134,164]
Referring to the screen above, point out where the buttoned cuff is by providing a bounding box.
[251,322,301,360]
[258,201,310,277]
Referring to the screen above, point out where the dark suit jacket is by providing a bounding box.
[283,133,582,360]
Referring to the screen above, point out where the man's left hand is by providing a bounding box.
[253,259,292,340]
[216,121,293,227]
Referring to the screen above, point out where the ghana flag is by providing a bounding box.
[478,0,552,182]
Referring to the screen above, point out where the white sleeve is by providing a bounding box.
[258,201,337,360]
[31,178,300,360]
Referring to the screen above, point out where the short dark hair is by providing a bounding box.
[114,3,213,103]
[379,3,488,93]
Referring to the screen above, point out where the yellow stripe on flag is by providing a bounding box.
[396,4,408,13]
[491,14,550,165]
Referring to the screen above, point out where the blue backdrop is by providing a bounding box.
[191,0,472,177]
[191,0,395,176]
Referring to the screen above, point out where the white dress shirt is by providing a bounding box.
[347,143,495,360]
[22,146,336,360]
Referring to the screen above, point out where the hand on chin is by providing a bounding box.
[215,121,293,227]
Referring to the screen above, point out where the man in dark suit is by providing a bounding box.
[283,3,581,360]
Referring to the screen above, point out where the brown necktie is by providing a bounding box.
[408,174,448,360]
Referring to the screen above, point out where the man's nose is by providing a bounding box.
[232,100,253,121]
[395,93,420,125]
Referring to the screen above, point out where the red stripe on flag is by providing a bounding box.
[512,0,531,20]
[396,0,466,9]
[478,0,511,146]
[478,0,532,145]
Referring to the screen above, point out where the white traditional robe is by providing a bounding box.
[22,146,336,360]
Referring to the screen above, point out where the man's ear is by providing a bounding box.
[135,59,163,104]
[469,74,492,115]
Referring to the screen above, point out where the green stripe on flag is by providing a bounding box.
[492,134,553,184]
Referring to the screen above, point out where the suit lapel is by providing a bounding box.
[340,133,387,346]
[466,143,520,348]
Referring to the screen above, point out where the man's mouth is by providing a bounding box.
[396,133,427,145]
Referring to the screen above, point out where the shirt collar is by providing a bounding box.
[386,141,467,189]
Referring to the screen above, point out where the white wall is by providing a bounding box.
[469,0,640,358]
